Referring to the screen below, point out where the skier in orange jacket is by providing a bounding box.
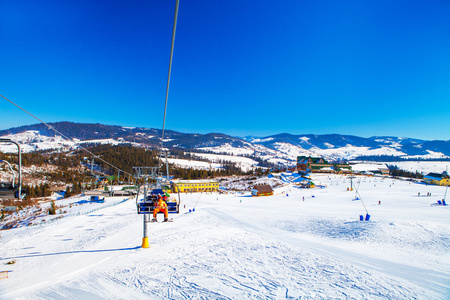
[153,195,169,222]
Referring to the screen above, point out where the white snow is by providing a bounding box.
[351,163,388,173]
[408,150,448,160]
[0,131,132,153]
[272,142,313,160]
[79,138,121,146]
[167,158,222,170]
[1,174,449,299]
[315,145,407,161]
[250,137,274,143]
[384,161,450,174]
[194,153,259,172]
[168,154,259,172]
[199,143,255,156]
[1,131,448,162]
[299,136,310,143]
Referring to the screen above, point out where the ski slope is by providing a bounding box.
[1,175,450,299]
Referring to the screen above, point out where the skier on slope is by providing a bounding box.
[153,195,169,222]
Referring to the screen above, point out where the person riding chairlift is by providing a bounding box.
[153,195,169,222]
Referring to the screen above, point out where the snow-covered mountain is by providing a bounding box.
[1,122,449,162]
[242,133,450,161]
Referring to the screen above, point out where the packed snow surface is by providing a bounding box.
[168,154,259,172]
[384,161,450,174]
[167,158,222,170]
[1,174,450,299]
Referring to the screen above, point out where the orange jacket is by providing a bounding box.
[156,198,167,210]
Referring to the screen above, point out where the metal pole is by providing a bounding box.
[165,152,170,182]
[142,213,150,248]
[444,185,448,202]
[142,184,150,248]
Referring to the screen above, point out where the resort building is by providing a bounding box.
[423,172,450,186]
[251,184,274,196]
[297,156,352,174]
[172,180,219,193]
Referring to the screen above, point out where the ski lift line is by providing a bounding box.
[355,180,361,199]
[0,93,133,178]
[354,181,369,215]
[193,193,202,210]
[444,185,448,202]
[159,0,180,165]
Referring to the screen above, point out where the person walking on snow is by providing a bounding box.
[153,195,169,222]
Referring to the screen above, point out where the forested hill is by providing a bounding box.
[1,121,449,160]
[0,122,247,149]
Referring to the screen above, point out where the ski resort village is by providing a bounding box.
[2,0,450,297]
[0,126,449,299]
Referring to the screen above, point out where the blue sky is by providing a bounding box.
[1,0,449,140]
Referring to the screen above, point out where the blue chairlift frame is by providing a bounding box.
[137,187,180,214]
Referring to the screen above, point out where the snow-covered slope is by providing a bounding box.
[384,161,450,174]
[0,130,124,153]
[1,175,449,299]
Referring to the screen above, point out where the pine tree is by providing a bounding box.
[65,186,72,198]
[35,185,41,198]
[48,201,56,215]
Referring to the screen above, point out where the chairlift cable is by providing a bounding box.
[159,0,180,173]
[193,193,202,210]
[355,180,361,199]
[0,93,133,178]
[354,181,369,215]
[444,185,448,202]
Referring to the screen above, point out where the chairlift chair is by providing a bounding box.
[137,188,179,214]
[0,182,24,199]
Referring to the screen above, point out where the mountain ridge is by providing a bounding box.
[1,122,449,162]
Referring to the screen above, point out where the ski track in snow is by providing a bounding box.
[1,175,450,299]
[207,208,446,297]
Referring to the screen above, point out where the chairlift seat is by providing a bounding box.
[137,195,179,214]
[0,182,23,199]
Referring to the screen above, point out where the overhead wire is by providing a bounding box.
[159,0,180,170]
[0,93,134,179]
[353,179,369,215]
[193,193,202,210]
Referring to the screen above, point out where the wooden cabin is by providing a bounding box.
[251,184,274,196]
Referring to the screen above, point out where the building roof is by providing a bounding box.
[425,172,449,180]
[297,156,329,164]
[252,184,273,193]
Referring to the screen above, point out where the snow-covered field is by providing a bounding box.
[167,153,259,172]
[383,161,450,174]
[1,175,450,299]
[0,130,126,153]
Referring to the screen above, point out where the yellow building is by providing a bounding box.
[172,180,219,193]
[424,172,450,186]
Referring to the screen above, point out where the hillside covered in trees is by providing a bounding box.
[82,145,258,181]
